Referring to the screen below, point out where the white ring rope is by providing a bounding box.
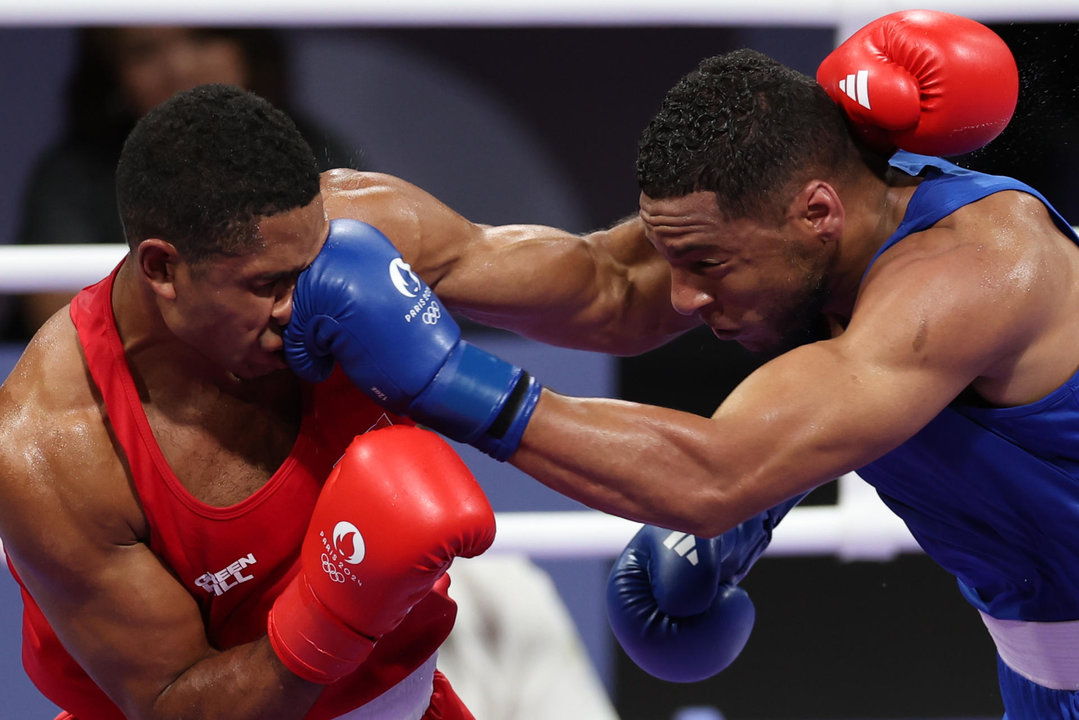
[489,474,922,561]
[0,475,919,563]
[0,0,1075,26]
[0,243,928,561]
[0,245,128,293]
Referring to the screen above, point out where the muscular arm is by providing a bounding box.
[0,339,321,720]
[509,201,1061,535]
[321,169,697,355]
[512,335,950,536]
[9,526,318,720]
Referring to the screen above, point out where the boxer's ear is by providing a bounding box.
[136,238,180,300]
[793,181,843,244]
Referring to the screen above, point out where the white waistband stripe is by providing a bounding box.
[979,611,1079,691]
[331,653,436,720]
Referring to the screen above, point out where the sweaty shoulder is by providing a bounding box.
[852,188,1079,406]
[0,310,145,570]
[865,189,1066,287]
[320,168,446,230]
[0,310,101,454]
[320,167,401,201]
[319,168,481,283]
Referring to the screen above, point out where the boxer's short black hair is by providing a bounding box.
[116,83,321,263]
[637,49,857,222]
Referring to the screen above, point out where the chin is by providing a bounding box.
[733,322,813,357]
[737,336,786,357]
[757,321,830,358]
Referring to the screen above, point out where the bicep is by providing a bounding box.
[3,482,214,718]
[717,337,962,494]
[437,221,693,353]
[716,288,1002,504]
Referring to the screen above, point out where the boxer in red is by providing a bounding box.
[0,85,493,720]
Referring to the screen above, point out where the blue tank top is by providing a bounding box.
[858,152,1079,623]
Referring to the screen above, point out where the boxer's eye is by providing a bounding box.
[251,277,284,296]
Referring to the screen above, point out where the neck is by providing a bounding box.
[111,259,243,394]
[824,163,920,323]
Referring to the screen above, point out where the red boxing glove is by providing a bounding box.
[816,10,1018,156]
[267,426,496,683]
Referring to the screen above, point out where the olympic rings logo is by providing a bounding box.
[422,302,442,325]
[321,553,346,583]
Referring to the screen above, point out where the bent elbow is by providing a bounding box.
[671,497,739,539]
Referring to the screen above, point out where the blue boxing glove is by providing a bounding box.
[285,219,541,461]
[606,492,806,683]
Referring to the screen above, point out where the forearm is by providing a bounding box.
[139,638,322,720]
[511,390,779,537]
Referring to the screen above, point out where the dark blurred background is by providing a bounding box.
[0,20,1076,720]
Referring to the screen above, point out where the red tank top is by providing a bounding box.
[12,266,457,720]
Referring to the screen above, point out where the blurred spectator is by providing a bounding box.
[439,555,621,720]
[10,26,358,339]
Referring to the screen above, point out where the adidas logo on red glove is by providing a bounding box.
[817,10,1019,156]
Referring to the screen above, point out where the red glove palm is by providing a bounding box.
[817,10,1018,156]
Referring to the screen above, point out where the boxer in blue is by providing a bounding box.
[284,12,1079,718]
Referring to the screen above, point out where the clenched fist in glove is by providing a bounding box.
[606,493,805,683]
[267,426,496,684]
[286,219,541,461]
[817,10,1018,156]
